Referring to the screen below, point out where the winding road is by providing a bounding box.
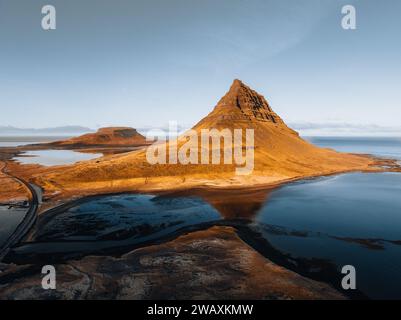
[0,161,42,261]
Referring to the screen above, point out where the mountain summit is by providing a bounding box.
[194,79,293,135]
[214,79,284,124]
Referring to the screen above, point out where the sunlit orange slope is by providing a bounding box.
[35,80,375,194]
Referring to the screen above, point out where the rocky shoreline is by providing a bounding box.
[0,226,347,300]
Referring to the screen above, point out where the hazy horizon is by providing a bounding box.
[1,123,401,138]
[1,0,400,135]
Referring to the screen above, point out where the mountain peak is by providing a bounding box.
[211,79,285,125]
[225,79,246,96]
[231,78,244,86]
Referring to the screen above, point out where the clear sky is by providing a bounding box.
[1,0,400,135]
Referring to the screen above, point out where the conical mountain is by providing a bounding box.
[35,80,375,195]
[189,79,353,175]
[195,79,287,128]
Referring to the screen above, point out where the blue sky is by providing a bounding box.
[0,0,400,135]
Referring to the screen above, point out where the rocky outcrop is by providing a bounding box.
[207,79,285,124]
[0,227,346,300]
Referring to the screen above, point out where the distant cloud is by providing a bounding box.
[0,126,94,136]
[289,122,401,136]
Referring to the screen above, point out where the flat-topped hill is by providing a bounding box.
[46,127,149,148]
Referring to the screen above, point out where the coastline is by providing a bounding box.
[28,154,401,213]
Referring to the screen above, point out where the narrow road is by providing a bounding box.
[0,161,42,261]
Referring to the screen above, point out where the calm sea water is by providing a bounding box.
[0,136,67,147]
[0,206,26,247]
[34,194,221,242]
[13,150,102,166]
[0,136,102,166]
[306,136,401,160]
[260,137,401,299]
[253,172,401,299]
